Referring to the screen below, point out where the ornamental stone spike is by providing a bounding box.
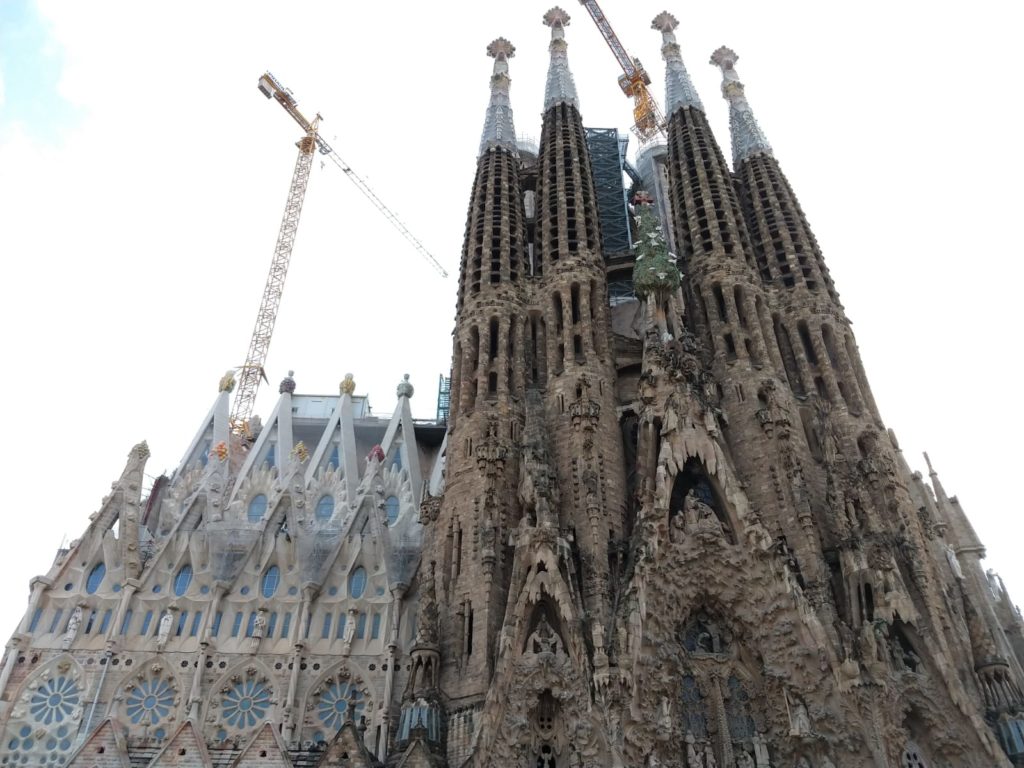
[710,46,773,166]
[652,11,704,114]
[543,7,580,111]
[479,38,519,157]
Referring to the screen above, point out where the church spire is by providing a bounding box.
[652,11,703,115]
[479,38,518,157]
[710,46,772,166]
[543,7,579,111]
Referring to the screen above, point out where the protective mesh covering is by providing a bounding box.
[207,523,260,583]
[388,520,423,588]
[298,526,342,584]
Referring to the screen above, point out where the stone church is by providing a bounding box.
[2,7,1023,768]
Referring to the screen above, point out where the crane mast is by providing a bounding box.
[578,0,666,143]
[230,116,319,436]
[229,73,446,436]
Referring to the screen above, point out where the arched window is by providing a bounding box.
[349,567,367,599]
[248,494,268,522]
[173,565,193,597]
[85,563,106,595]
[725,675,755,742]
[261,566,280,598]
[385,496,400,526]
[315,495,334,520]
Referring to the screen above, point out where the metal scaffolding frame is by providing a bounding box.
[585,127,632,256]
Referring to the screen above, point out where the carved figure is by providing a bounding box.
[752,732,770,767]
[945,544,964,580]
[156,611,174,650]
[252,611,267,641]
[787,692,811,736]
[528,614,563,657]
[62,606,83,650]
[736,750,754,768]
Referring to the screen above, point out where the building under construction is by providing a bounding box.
[2,6,1024,768]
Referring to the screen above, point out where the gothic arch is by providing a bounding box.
[298,661,374,744]
[668,457,738,544]
[203,659,278,743]
[1,654,86,768]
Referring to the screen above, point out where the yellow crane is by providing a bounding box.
[577,0,666,143]
[229,73,447,437]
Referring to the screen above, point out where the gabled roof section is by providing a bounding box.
[229,722,294,768]
[317,720,382,767]
[307,375,362,506]
[393,737,445,768]
[231,373,298,502]
[145,720,211,768]
[66,718,131,768]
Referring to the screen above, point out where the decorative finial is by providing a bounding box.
[367,445,385,464]
[397,374,415,399]
[340,373,356,396]
[542,7,579,111]
[292,441,310,464]
[479,38,519,157]
[279,370,296,395]
[923,451,936,475]
[543,7,571,29]
[487,38,515,61]
[652,11,703,114]
[710,46,772,165]
[218,369,236,393]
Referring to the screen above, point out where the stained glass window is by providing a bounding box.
[725,675,755,742]
[29,677,80,726]
[316,496,334,520]
[85,563,106,595]
[174,565,193,597]
[385,496,400,526]
[221,678,272,730]
[248,494,268,523]
[125,677,175,726]
[261,566,280,598]
[680,675,707,738]
[316,681,365,731]
[349,567,367,599]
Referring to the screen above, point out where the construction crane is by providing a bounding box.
[578,0,666,143]
[228,73,447,437]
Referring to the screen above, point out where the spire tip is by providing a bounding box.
[543,7,571,28]
[486,38,515,60]
[651,11,679,34]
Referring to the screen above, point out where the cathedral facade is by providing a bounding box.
[2,8,1023,768]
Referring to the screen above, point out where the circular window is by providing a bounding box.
[261,566,280,598]
[173,565,193,597]
[85,563,106,595]
[384,496,400,526]
[315,495,334,520]
[248,494,268,523]
[348,567,367,599]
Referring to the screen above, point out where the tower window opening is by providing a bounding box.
[733,286,749,328]
[712,284,728,321]
[489,318,499,361]
[814,376,828,400]
[469,327,480,372]
[797,321,819,365]
[466,604,474,657]
[556,343,565,374]
[488,372,498,395]
[724,333,738,361]
[553,293,564,333]
[573,335,584,361]
[571,284,581,324]
[455,526,463,577]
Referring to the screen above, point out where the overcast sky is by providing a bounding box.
[0,0,1021,638]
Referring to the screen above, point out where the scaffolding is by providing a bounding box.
[585,127,631,256]
[436,374,451,424]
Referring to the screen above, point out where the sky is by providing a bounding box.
[0,0,1021,639]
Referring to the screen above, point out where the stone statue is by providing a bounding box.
[252,611,267,640]
[528,615,563,657]
[788,694,812,736]
[945,545,964,580]
[156,611,174,650]
[795,758,811,768]
[62,606,83,650]
[736,750,755,768]
[752,732,771,767]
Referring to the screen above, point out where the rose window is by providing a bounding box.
[221,678,272,729]
[126,678,175,726]
[29,677,80,726]
[316,681,365,731]
[2,723,74,766]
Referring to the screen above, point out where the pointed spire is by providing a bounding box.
[479,38,518,157]
[543,7,579,111]
[652,12,704,115]
[710,46,773,165]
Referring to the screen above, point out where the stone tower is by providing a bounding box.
[1,6,1023,768]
